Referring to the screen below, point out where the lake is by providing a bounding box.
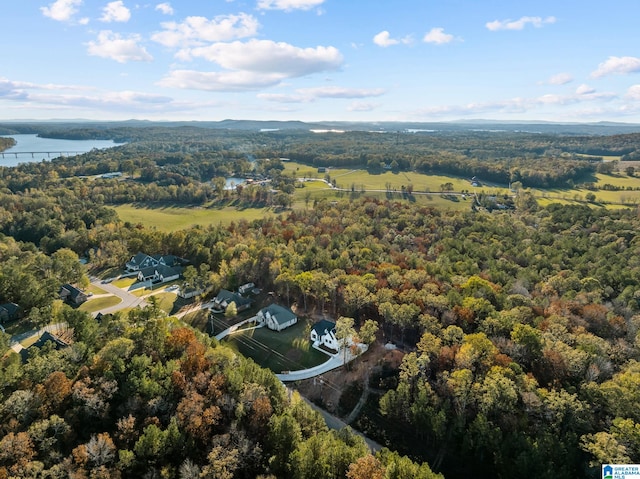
[0,134,124,167]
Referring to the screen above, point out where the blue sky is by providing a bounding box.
[2,0,640,122]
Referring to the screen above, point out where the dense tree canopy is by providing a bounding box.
[1,124,640,477]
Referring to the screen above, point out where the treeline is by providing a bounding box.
[2,127,640,477]
[0,137,15,151]
[10,125,640,187]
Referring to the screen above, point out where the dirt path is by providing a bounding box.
[296,390,382,452]
[344,370,370,425]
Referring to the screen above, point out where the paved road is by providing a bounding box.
[89,277,148,316]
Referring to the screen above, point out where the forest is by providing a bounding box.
[1,123,640,478]
[4,121,640,188]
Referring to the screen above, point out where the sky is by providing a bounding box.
[2,0,640,122]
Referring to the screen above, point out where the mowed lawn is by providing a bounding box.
[78,295,122,313]
[223,318,328,373]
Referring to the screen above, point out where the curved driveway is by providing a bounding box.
[89,277,148,316]
[276,343,368,382]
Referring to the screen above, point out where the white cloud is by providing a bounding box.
[0,76,180,113]
[87,31,153,63]
[486,16,556,31]
[40,0,83,22]
[410,89,617,119]
[547,72,573,85]
[158,70,284,91]
[257,0,325,11]
[627,85,640,100]
[257,93,308,103]
[186,39,343,77]
[155,2,174,15]
[258,86,385,103]
[576,84,595,95]
[373,31,411,47]
[152,13,259,48]
[0,77,92,93]
[591,56,640,78]
[100,1,131,23]
[373,31,397,47]
[423,27,454,45]
[297,86,385,99]
[348,101,378,112]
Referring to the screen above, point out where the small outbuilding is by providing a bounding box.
[257,304,298,332]
[238,282,255,295]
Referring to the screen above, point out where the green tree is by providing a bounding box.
[336,316,356,362]
[225,301,238,318]
[358,319,379,345]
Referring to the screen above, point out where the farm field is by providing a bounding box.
[113,204,273,231]
[112,167,640,233]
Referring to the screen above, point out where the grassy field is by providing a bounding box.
[86,284,108,295]
[78,296,122,313]
[112,277,136,289]
[114,204,273,232]
[181,309,210,331]
[106,165,640,233]
[148,292,180,315]
[223,318,328,373]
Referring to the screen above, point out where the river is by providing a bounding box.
[0,134,124,167]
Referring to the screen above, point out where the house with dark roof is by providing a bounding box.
[257,304,298,332]
[19,331,69,363]
[125,253,183,272]
[137,264,181,284]
[311,319,338,351]
[0,302,21,324]
[211,289,253,313]
[59,284,88,305]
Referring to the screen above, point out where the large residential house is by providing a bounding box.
[19,331,69,363]
[137,264,181,284]
[126,253,184,286]
[126,253,182,272]
[310,319,338,351]
[212,289,253,313]
[257,304,297,332]
[59,284,88,306]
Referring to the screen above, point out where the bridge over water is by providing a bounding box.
[0,151,84,159]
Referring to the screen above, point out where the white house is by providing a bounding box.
[310,319,338,351]
[126,253,182,272]
[137,264,181,284]
[257,304,298,332]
